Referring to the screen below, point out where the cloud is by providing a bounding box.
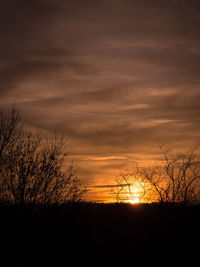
[1,0,200,195]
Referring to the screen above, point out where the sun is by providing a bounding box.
[127,198,140,204]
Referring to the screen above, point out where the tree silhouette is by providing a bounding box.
[138,145,200,205]
[0,106,87,204]
[114,146,200,205]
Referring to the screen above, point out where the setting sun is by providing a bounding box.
[127,198,140,204]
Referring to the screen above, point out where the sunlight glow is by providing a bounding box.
[127,198,140,204]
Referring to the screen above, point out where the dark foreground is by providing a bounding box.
[1,202,200,264]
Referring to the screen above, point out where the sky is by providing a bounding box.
[1,0,200,202]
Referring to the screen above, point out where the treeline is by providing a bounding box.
[1,201,200,264]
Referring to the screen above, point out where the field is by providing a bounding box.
[1,202,200,264]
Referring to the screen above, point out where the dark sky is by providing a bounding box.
[1,0,200,201]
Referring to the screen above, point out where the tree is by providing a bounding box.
[138,146,200,205]
[0,106,87,204]
[113,146,200,205]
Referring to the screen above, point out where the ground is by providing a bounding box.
[1,202,200,264]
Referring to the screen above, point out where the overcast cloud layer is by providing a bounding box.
[1,0,200,201]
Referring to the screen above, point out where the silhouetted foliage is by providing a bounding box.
[114,146,200,205]
[0,106,87,205]
[139,145,200,205]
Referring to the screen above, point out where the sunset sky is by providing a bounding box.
[1,0,200,202]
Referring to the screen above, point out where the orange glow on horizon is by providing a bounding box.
[127,198,140,204]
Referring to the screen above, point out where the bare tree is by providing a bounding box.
[0,106,87,204]
[138,145,200,205]
[113,146,200,205]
